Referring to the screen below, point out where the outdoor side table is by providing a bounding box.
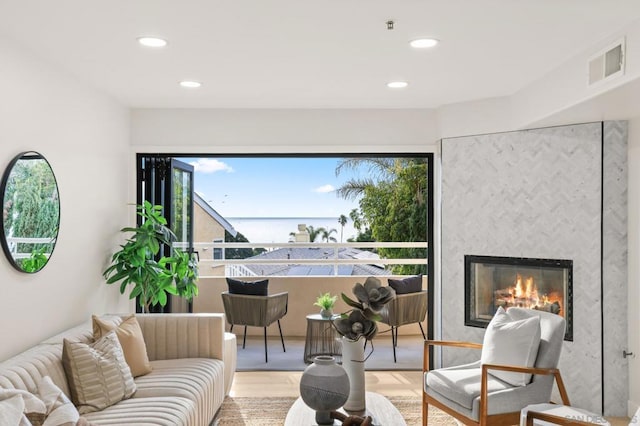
[304,314,342,364]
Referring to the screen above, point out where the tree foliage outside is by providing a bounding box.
[225,230,265,258]
[289,225,337,243]
[336,157,428,275]
[338,214,348,242]
[2,157,59,270]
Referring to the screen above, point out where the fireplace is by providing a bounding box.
[465,255,573,341]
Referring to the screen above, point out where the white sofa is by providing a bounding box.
[0,313,237,426]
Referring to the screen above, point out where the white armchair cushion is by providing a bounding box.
[480,307,541,386]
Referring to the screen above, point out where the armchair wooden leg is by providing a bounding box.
[264,327,268,363]
[242,326,247,349]
[230,325,234,333]
[418,322,426,340]
[423,395,429,426]
[277,320,286,352]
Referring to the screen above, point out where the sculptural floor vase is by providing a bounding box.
[341,336,366,413]
[299,356,349,425]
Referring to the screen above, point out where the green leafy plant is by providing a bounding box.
[21,246,49,273]
[314,292,337,311]
[103,201,199,313]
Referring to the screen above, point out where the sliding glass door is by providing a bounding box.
[136,155,194,313]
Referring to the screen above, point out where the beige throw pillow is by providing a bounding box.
[62,331,136,414]
[92,314,152,377]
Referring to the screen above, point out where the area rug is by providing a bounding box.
[215,396,457,425]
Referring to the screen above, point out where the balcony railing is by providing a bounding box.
[5,237,55,259]
[181,241,428,278]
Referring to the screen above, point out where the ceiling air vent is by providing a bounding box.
[588,38,625,85]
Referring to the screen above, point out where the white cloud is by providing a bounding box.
[314,184,335,193]
[190,159,233,173]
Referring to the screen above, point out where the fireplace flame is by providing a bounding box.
[496,274,563,316]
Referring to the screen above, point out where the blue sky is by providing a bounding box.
[183,157,361,218]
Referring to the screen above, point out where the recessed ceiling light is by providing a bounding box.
[180,81,202,88]
[387,81,408,89]
[137,37,168,48]
[410,38,439,49]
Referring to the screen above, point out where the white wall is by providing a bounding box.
[0,35,132,361]
[131,108,439,153]
[628,116,640,416]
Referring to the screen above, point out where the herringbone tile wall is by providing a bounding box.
[602,121,629,415]
[440,122,622,413]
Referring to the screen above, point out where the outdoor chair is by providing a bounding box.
[379,289,427,362]
[423,307,570,426]
[221,291,288,363]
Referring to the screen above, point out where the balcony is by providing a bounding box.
[186,241,429,340]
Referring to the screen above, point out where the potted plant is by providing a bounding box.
[314,292,337,318]
[103,201,199,313]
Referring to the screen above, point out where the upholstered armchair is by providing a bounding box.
[221,291,288,363]
[379,289,427,362]
[423,307,570,426]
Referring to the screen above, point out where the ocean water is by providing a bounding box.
[227,217,358,244]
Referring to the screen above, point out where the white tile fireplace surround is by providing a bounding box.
[440,122,628,415]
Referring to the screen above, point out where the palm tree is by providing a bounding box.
[338,214,348,242]
[305,225,324,242]
[335,158,397,200]
[320,227,337,243]
[349,208,362,232]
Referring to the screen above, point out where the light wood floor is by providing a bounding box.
[229,370,423,398]
[229,371,630,426]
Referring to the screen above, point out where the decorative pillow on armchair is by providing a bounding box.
[62,331,136,414]
[226,278,269,296]
[480,307,541,386]
[387,275,423,294]
[92,314,152,377]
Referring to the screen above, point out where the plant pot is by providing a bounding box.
[320,308,333,318]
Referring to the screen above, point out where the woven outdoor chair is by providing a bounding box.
[380,290,427,362]
[221,291,288,363]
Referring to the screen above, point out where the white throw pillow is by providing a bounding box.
[480,307,541,386]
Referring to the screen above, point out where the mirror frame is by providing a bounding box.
[0,151,60,273]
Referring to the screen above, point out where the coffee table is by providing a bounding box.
[284,391,407,425]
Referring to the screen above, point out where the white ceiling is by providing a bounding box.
[2,1,640,109]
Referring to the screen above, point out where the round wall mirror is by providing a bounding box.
[0,152,60,273]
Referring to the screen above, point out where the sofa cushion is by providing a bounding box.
[388,275,423,294]
[133,358,225,426]
[480,307,541,386]
[226,278,269,295]
[82,396,195,426]
[426,364,514,410]
[92,314,152,377]
[62,332,136,414]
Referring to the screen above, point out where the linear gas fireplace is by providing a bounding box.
[465,255,573,341]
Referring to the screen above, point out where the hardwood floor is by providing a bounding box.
[229,370,423,398]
